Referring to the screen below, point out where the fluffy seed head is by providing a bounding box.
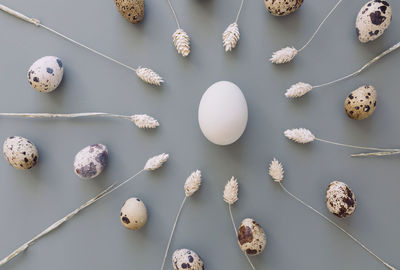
[223,177,239,205]
[284,128,315,144]
[144,153,169,171]
[131,114,159,129]
[269,158,284,182]
[184,170,202,197]
[173,29,191,57]
[285,82,313,98]
[270,47,298,64]
[222,22,240,52]
[136,67,164,86]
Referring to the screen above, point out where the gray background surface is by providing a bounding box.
[0,0,399,269]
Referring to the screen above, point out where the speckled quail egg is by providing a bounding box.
[114,0,144,24]
[27,56,64,92]
[172,249,204,270]
[344,85,377,120]
[356,0,392,43]
[326,181,357,218]
[264,0,304,16]
[73,144,108,179]
[3,136,39,170]
[237,218,266,256]
[120,197,147,230]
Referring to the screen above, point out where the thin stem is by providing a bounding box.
[228,205,256,270]
[298,0,343,52]
[315,138,400,152]
[0,169,145,267]
[161,196,187,270]
[279,182,397,270]
[234,0,246,23]
[166,0,181,29]
[0,112,132,121]
[0,4,138,72]
[313,42,400,89]
[351,151,400,157]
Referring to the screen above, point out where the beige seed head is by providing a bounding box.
[131,114,159,129]
[270,47,298,64]
[184,170,202,197]
[136,67,164,86]
[285,82,313,98]
[173,29,191,57]
[269,158,284,182]
[222,22,240,52]
[223,177,239,205]
[144,153,169,171]
[284,128,315,144]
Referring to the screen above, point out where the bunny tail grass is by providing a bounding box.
[0,184,115,267]
[173,29,191,57]
[0,4,162,86]
[228,205,256,270]
[0,112,160,129]
[223,23,240,52]
[160,197,187,270]
[278,182,397,270]
[271,0,343,64]
[286,41,400,97]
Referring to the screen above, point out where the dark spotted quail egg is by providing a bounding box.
[114,0,144,24]
[3,136,39,170]
[344,85,377,120]
[326,181,357,218]
[120,197,147,230]
[264,0,304,16]
[172,249,204,270]
[73,144,108,179]
[27,56,63,92]
[237,218,267,256]
[356,0,392,43]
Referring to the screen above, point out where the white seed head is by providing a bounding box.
[269,158,284,182]
[285,82,313,98]
[270,47,298,64]
[223,177,239,205]
[184,170,202,197]
[131,114,159,129]
[284,128,315,144]
[173,29,191,57]
[136,67,164,86]
[144,153,169,171]
[222,22,240,52]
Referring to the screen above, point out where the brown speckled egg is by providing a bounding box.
[237,218,266,256]
[120,197,147,230]
[264,0,304,16]
[172,249,204,270]
[326,181,356,218]
[356,0,392,43]
[3,136,39,170]
[27,56,63,93]
[73,144,108,179]
[344,85,377,120]
[114,0,144,24]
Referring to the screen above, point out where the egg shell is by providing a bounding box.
[3,136,39,170]
[264,0,304,16]
[114,0,144,24]
[237,218,266,256]
[73,144,108,179]
[120,197,147,230]
[356,0,392,43]
[198,81,248,146]
[172,249,204,270]
[344,85,377,120]
[27,56,63,92]
[326,181,357,218]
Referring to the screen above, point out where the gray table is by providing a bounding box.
[0,0,399,269]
